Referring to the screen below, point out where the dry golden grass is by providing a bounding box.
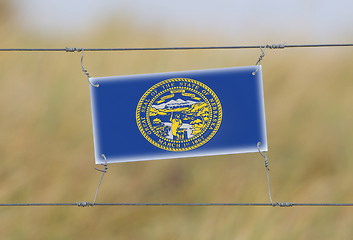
[1,19,353,240]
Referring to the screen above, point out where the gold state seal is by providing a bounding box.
[136,78,222,151]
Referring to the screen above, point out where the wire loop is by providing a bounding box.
[92,154,108,206]
[80,49,99,87]
[252,43,285,75]
[257,142,274,205]
[252,46,267,75]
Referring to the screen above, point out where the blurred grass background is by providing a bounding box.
[1,1,353,239]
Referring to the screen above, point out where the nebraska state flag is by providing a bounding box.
[90,66,267,164]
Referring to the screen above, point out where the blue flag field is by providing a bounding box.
[90,66,267,164]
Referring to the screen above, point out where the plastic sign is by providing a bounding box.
[90,66,267,164]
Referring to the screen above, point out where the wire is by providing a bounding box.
[93,154,108,205]
[0,203,77,206]
[0,202,353,207]
[0,43,353,52]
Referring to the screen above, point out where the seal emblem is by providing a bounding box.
[136,78,222,151]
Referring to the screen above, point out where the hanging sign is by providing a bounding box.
[90,66,267,164]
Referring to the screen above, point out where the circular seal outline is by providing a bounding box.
[147,87,212,142]
[136,78,222,152]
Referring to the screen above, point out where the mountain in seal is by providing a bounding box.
[152,99,199,109]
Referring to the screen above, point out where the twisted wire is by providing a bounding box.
[252,46,267,75]
[257,142,274,205]
[80,49,99,87]
[92,154,108,206]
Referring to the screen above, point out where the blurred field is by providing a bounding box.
[1,9,353,240]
